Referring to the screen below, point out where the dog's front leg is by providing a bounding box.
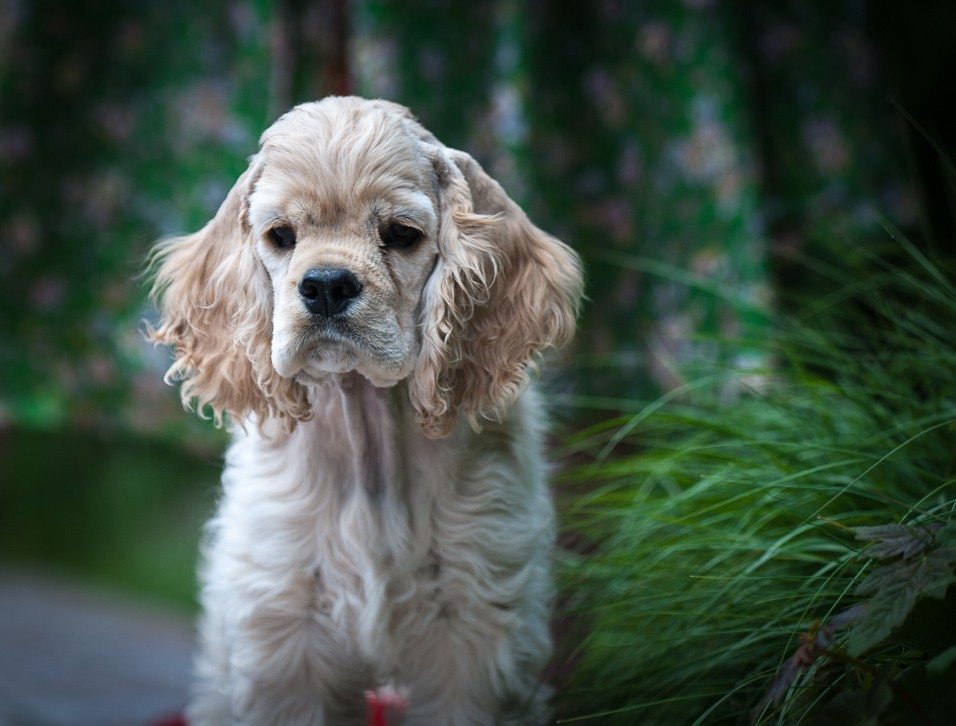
[188,518,374,725]
[398,588,553,726]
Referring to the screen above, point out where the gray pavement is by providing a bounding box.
[0,571,193,726]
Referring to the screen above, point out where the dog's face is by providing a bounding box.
[247,106,440,387]
[148,96,583,437]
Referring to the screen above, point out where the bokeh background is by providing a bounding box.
[2,1,955,724]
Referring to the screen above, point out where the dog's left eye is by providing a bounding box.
[380,222,423,250]
[268,226,296,250]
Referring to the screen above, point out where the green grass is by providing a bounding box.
[554,233,956,723]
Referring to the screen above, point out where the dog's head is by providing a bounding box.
[148,96,583,437]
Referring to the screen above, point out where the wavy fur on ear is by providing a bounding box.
[411,148,584,438]
[146,166,310,429]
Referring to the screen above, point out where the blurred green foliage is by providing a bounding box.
[0,427,221,607]
[3,1,952,428]
[0,0,273,430]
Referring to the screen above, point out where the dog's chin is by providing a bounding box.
[273,339,412,389]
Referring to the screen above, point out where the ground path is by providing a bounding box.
[0,571,192,726]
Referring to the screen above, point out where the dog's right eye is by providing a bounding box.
[268,226,296,250]
[380,222,423,250]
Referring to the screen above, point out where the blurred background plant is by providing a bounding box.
[1,0,954,722]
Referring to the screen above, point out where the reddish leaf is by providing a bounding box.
[855,524,939,560]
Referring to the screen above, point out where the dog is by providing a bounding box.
[147,96,583,725]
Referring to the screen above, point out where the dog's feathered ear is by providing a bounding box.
[411,147,584,438]
[146,161,310,429]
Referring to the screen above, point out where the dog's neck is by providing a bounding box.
[296,372,439,567]
[325,371,410,501]
[249,370,451,516]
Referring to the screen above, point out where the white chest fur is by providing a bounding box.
[191,374,555,724]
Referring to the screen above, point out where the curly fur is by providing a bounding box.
[147,96,583,725]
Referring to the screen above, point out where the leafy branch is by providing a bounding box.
[755,520,956,723]
[849,523,955,655]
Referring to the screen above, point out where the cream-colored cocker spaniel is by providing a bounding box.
[148,96,583,725]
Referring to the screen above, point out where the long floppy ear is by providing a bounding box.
[146,163,310,429]
[411,148,584,438]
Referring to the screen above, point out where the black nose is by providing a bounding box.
[298,268,363,318]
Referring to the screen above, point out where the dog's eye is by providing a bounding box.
[268,225,296,250]
[380,222,423,250]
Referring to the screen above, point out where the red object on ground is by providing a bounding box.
[366,686,408,726]
[367,693,389,726]
[149,715,188,726]
[150,691,406,726]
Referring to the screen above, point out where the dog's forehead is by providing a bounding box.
[266,102,430,176]
[249,101,437,222]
